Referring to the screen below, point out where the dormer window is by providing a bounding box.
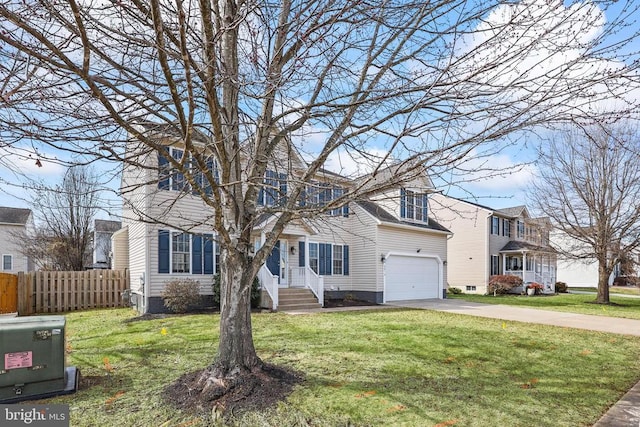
[400,188,428,222]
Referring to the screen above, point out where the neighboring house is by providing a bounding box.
[114,125,451,313]
[89,219,122,269]
[430,195,556,294]
[0,207,33,273]
[553,231,636,287]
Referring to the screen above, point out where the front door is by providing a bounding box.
[266,240,288,287]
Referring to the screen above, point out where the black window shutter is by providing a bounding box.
[343,245,349,276]
[298,241,305,267]
[158,230,170,273]
[192,235,202,274]
[204,234,214,274]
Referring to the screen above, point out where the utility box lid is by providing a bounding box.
[0,315,66,387]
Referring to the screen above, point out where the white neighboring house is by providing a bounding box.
[90,219,122,269]
[430,194,557,294]
[113,125,451,313]
[553,231,628,288]
[0,207,33,273]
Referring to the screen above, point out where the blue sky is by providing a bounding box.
[1,0,638,216]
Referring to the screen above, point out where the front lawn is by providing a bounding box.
[43,308,640,426]
[448,293,640,320]
[570,286,640,296]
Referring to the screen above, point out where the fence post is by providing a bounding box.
[17,271,32,316]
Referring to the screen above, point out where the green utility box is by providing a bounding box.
[0,316,79,403]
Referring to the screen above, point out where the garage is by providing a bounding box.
[385,254,441,301]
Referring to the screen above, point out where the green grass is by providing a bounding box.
[448,292,640,319]
[41,308,640,426]
[570,286,640,296]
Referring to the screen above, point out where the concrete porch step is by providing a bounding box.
[277,288,322,311]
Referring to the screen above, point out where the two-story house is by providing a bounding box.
[113,125,451,313]
[430,194,556,294]
[0,207,33,273]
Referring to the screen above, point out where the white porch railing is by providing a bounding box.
[258,265,279,310]
[291,266,324,306]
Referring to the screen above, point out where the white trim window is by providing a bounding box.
[333,245,343,275]
[400,189,429,222]
[172,232,191,273]
[491,216,500,235]
[2,255,12,271]
[308,243,319,274]
[503,219,511,237]
[490,255,500,275]
[517,221,525,239]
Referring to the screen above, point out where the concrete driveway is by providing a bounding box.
[387,298,640,337]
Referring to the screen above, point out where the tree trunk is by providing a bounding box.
[595,261,611,304]
[196,249,263,400]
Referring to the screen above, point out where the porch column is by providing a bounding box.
[304,235,309,287]
[502,253,506,274]
[522,251,527,283]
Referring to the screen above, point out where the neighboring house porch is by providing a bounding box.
[498,242,557,293]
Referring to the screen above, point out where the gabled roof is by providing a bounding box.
[95,219,122,233]
[0,207,31,225]
[500,240,555,253]
[496,205,529,219]
[356,200,450,233]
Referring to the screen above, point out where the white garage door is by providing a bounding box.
[385,255,440,301]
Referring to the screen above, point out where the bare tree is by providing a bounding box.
[532,124,640,304]
[1,0,639,402]
[19,166,100,271]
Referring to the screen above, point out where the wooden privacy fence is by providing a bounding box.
[0,273,18,314]
[17,269,129,315]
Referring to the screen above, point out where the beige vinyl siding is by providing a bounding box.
[430,194,490,291]
[0,224,29,272]
[345,206,379,293]
[378,225,448,292]
[126,222,147,295]
[111,227,129,271]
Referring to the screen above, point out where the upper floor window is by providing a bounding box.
[400,189,428,222]
[258,170,287,206]
[2,255,12,271]
[301,181,349,217]
[503,219,511,237]
[158,147,218,196]
[491,216,500,235]
[517,220,525,239]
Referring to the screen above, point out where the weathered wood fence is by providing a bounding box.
[17,269,130,315]
[0,272,18,314]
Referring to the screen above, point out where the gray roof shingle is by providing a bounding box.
[356,200,450,233]
[0,207,31,225]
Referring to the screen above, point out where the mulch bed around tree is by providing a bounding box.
[163,363,304,419]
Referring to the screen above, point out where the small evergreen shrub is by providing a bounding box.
[487,275,523,295]
[212,274,261,309]
[555,281,568,293]
[162,279,201,313]
[447,287,463,295]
